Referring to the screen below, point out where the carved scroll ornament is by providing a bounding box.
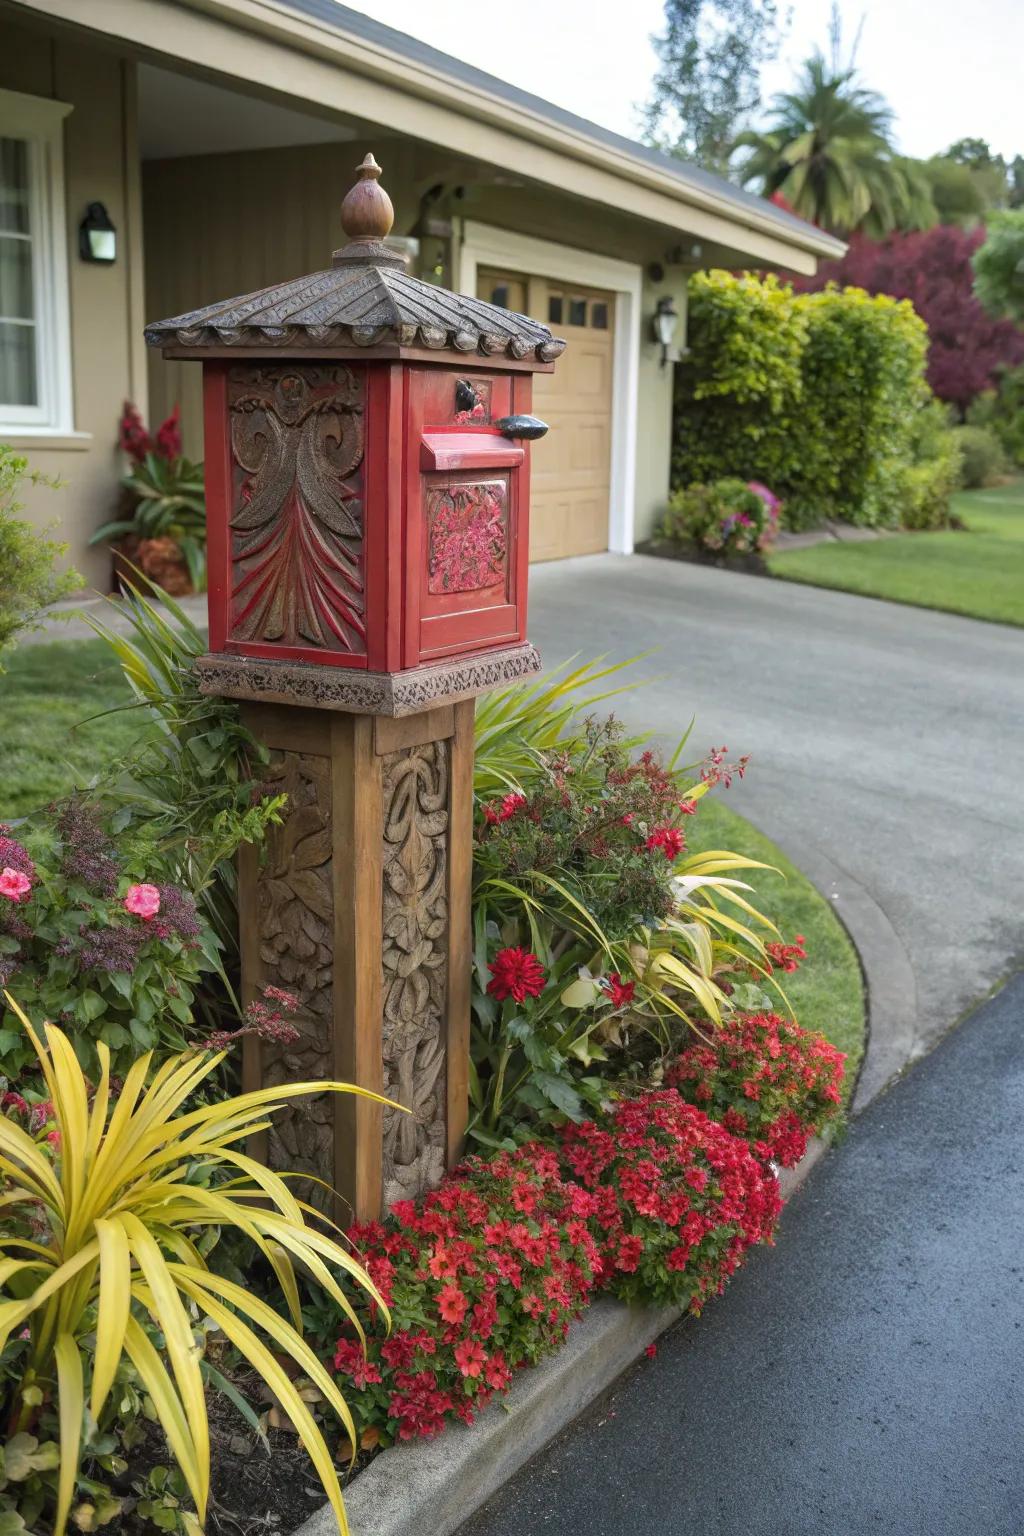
[381,741,450,1207]
[253,751,336,1206]
[229,365,366,653]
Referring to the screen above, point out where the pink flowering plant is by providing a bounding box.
[659,478,781,557]
[558,1088,782,1312]
[316,1143,598,1448]
[0,799,222,1078]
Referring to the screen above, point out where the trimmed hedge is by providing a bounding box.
[674,272,937,528]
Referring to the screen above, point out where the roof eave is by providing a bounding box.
[177,0,847,265]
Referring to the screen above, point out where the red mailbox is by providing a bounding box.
[145,152,564,714]
[144,155,566,1221]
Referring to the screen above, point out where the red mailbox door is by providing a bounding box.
[404,367,533,667]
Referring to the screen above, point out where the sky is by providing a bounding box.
[343,0,1024,162]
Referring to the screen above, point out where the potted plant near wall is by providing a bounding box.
[90,402,206,594]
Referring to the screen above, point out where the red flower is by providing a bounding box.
[645,826,685,860]
[454,1339,487,1379]
[333,1338,382,1389]
[487,947,546,1003]
[604,973,635,1009]
[437,1283,468,1324]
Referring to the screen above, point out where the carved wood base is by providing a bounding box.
[239,700,473,1223]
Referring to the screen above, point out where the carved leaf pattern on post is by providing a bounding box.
[381,740,450,1207]
[229,365,366,652]
[254,750,336,1207]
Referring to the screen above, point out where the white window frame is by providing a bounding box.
[0,87,74,435]
[458,221,642,555]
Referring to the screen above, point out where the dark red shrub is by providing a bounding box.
[668,1011,845,1168]
[558,1089,781,1314]
[797,228,1024,412]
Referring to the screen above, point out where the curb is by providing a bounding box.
[291,1137,829,1536]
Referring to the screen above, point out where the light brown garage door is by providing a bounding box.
[478,268,614,561]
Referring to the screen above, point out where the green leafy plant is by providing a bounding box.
[86,577,278,953]
[972,208,1024,325]
[0,994,390,1536]
[89,453,207,592]
[951,423,1005,489]
[469,678,782,1140]
[0,446,80,666]
[966,364,1024,466]
[899,399,963,529]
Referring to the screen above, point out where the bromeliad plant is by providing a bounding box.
[0,994,390,1536]
[90,404,207,592]
[470,689,782,1140]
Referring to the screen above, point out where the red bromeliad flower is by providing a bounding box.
[645,826,685,860]
[486,947,546,1003]
[764,934,807,974]
[604,973,636,1009]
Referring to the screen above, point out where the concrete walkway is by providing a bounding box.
[460,968,1024,1536]
[528,554,1024,1080]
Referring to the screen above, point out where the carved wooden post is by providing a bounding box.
[144,154,565,1222]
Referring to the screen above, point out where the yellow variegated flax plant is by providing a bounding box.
[0,993,391,1536]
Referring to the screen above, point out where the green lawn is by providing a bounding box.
[689,797,865,1091]
[0,635,866,1083]
[767,480,1024,626]
[0,636,146,820]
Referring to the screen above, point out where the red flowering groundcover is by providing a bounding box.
[559,1090,781,1314]
[668,1012,845,1168]
[329,1143,598,1445]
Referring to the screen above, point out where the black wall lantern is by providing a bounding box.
[79,202,117,264]
[652,295,680,368]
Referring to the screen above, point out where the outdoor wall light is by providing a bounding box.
[79,202,117,264]
[652,295,680,367]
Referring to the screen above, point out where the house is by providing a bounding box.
[1,0,843,586]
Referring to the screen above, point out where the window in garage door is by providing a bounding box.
[478,267,614,562]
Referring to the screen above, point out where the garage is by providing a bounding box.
[478,266,614,562]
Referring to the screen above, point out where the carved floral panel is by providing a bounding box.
[380,740,450,1208]
[229,365,366,653]
[426,480,508,596]
[252,750,336,1209]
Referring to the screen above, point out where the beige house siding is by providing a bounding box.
[144,139,689,546]
[1,12,144,589]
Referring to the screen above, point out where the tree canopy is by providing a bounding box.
[731,53,926,236]
[640,0,784,173]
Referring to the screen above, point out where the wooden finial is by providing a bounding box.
[340,153,394,242]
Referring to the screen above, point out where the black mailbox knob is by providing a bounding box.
[494,414,549,441]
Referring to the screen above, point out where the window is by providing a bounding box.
[0,89,73,433]
[548,294,563,325]
[568,297,587,327]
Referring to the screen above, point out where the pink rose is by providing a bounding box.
[124,882,161,920]
[0,868,31,903]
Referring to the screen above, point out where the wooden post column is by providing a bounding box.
[239,698,475,1223]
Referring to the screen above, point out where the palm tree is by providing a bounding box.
[732,54,931,236]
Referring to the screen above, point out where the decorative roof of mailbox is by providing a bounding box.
[144,153,566,364]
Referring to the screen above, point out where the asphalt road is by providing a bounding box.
[528,554,1024,1063]
[459,968,1024,1536]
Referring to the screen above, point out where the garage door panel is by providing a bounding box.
[478,268,613,562]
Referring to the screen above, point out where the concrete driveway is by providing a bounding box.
[528,554,1024,1091]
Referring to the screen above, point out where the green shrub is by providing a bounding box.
[966,365,1024,466]
[659,478,781,555]
[952,423,1005,488]
[673,273,932,528]
[900,399,963,529]
[0,446,80,665]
